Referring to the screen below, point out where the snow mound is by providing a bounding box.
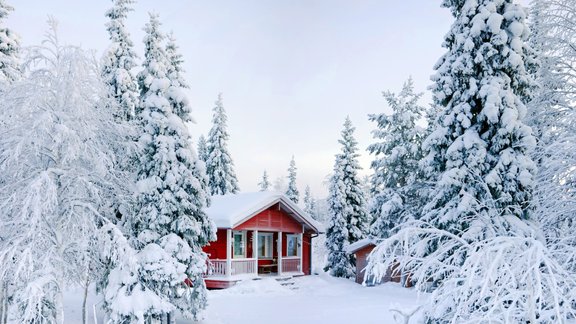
[213,278,296,297]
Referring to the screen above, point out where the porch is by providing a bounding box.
[204,229,305,286]
[206,256,304,277]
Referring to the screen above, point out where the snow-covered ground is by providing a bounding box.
[201,274,427,324]
[64,274,427,324]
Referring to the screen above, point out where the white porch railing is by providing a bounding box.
[206,259,227,276]
[231,258,257,275]
[206,258,257,277]
[281,256,301,273]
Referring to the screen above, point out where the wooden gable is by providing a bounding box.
[233,203,303,233]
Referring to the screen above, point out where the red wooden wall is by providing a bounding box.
[302,232,312,275]
[353,245,412,287]
[354,244,375,284]
[203,228,228,260]
[235,204,303,233]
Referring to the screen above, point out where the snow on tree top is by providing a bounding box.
[206,191,323,232]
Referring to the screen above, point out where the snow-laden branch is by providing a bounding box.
[365,219,576,323]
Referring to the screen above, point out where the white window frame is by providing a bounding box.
[232,231,246,259]
[257,233,274,259]
[286,234,299,257]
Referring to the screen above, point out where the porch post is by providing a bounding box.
[226,229,232,277]
[277,231,283,275]
[298,232,303,273]
[253,230,258,275]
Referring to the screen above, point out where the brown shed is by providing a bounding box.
[347,238,412,287]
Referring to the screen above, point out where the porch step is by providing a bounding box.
[275,277,299,290]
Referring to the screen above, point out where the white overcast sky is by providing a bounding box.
[8,0,527,198]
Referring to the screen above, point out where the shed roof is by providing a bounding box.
[346,238,377,254]
[206,191,323,233]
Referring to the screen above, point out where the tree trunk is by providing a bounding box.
[0,281,5,324]
[2,282,10,324]
[56,294,64,324]
[167,312,176,324]
[82,274,90,324]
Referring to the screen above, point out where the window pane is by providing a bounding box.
[266,235,272,257]
[258,234,272,258]
[287,236,298,256]
[258,235,265,257]
[234,233,244,257]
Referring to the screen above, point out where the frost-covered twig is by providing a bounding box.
[389,305,423,324]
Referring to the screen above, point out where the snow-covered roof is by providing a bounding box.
[346,238,377,254]
[206,191,323,233]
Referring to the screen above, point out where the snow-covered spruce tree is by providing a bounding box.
[165,32,190,120]
[0,0,20,86]
[105,14,216,323]
[258,170,271,191]
[205,94,240,195]
[338,118,370,244]
[193,135,211,207]
[367,78,426,239]
[285,156,299,204]
[164,29,214,318]
[325,117,370,278]
[197,134,208,163]
[324,164,354,278]
[422,0,536,239]
[101,0,139,121]
[0,21,129,323]
[303,185,317,219]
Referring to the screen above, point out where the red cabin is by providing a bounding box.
[202,192,323,289]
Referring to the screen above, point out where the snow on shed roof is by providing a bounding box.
[206,191,323,233]
[346,238,377,254]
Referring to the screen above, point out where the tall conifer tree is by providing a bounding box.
[414,2,537,319]
[422,0,536,240]
[107,14,215,322]
[368,78,426,238]
[197,135,208,163]
[303,185,317,219]
[163,27,214,320]
[102,0,139,121]
[285,156,299,203]
[325,117,369,278]
[205,94,240,195]
[258,170,271,191]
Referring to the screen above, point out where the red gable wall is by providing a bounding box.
[234,203,303,233]
[204,228,228,260]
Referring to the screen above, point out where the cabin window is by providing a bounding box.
[233,231,245,258]
[257,233,273,258]
[286,234,299,257]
